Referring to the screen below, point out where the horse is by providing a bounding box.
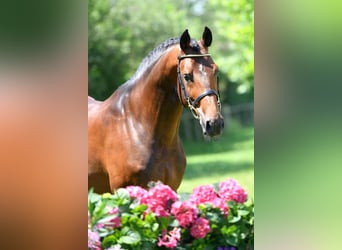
[88,27,224,193]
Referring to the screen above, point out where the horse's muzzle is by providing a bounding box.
[204,116,224,137]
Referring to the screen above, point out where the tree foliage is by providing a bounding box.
[205,0,254,95]
[88,0,254,103]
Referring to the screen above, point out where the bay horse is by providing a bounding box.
[88,27,224,193]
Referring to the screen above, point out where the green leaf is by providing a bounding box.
[88,190,101,204]
[144,213,156,224]
[93,200,108,220]
[97,214,119,224]
[151,223,159,232]
[206,211,221,224]
[112,188,131,206]
[158,217,171,230]
[88,202,96,217]
[224,224,237,235]
[102,235,117,247]
[118,230,141,245]
[238,209,250,216]
[226,235,238,246]
[98,227,113,238]
[131,203,147,214]
[169,219,180,227]
[229,215,241,223]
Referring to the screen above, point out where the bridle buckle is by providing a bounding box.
[187,98,200,120]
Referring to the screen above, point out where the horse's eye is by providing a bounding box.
[184,73,193,82]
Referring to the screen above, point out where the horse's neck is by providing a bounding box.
[126,48,182,144]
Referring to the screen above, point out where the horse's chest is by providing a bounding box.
[127,143,185,179]
[128,144,181,169]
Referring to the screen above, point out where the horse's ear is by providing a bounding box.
[202,26,212,47]
[180,29,191,52]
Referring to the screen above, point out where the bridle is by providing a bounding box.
[177,54,221,119]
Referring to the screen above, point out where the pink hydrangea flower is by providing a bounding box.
[219,179,248,203]
[96,206,121,229]
[190,217,211,239]
[171,201,198,227]
[145,183,178,217]
[157,227,181,249]
[126,185,148,203]
[95,223,105,229]
[88,229,101,250]
[106,206,121,228]
[212,197,229,217]
[190,184,218,205]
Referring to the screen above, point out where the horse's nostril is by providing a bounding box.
[206,120,213,131]
[204,118,224,137]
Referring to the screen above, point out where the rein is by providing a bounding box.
[177,54,221,119]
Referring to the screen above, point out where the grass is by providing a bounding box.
[178,120,254,200]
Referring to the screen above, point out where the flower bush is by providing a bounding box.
[88,179,254,250]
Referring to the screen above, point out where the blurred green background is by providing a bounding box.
[255,1,342,249]
[88,0,254,198]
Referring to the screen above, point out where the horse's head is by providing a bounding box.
[177,26,224,138]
